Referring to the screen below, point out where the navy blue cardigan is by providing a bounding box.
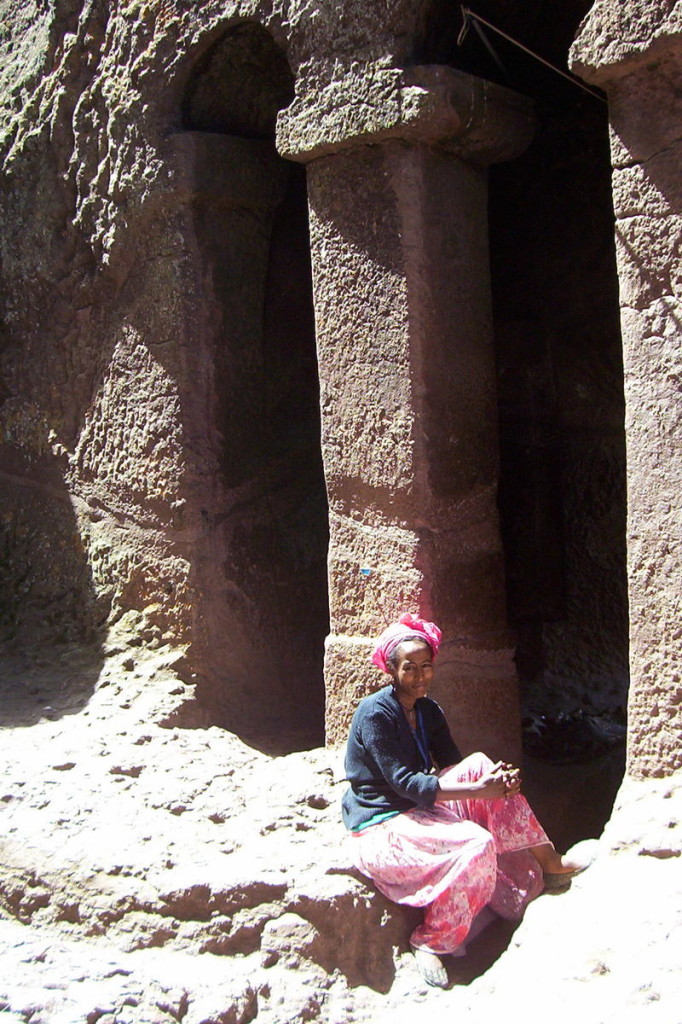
[342,685,461,831]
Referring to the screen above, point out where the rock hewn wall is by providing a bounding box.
[2,0,678,776]
[0,0,531,754]
[0,1,352,737]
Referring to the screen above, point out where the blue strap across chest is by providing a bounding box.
[414,706,432,772]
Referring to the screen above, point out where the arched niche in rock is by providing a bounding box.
[171,22,329,750]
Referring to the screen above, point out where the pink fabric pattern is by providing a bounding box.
[350,752,549,955]
[372,613,443,673]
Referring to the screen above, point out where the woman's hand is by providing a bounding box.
[475,761,522,800]
[435,760,523,803]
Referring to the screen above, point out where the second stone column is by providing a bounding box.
[280,65,535,753]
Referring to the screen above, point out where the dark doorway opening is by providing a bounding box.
[415,2,628,846]
[181,23,329,751]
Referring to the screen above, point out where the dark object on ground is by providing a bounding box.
[523,709,627,764]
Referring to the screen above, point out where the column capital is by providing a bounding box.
[570,0,682,87]
[277,60,535,165]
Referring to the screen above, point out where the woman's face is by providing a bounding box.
[390,639,434,705]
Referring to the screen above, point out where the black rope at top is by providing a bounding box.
[458,6,608,104]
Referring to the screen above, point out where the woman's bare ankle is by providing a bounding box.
[530,842,567,873]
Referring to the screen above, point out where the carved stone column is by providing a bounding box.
[571,7,682,777]
[279,65,534,753]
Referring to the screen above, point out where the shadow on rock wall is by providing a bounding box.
[0,448,106,728]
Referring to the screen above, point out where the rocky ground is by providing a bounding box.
[1,636,681,1024]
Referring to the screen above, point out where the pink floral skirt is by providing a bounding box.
[350,752,549,954]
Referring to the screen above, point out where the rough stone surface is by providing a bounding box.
[0,0,655,766]
[277,62,534,163]
[0,0,332,741]
[0,664,680,1022]
[0,0,545,755]
[611,56,682,777]
[0,1,680,1020]
[571,0,682,84]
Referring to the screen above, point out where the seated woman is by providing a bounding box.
[342,613,590,988]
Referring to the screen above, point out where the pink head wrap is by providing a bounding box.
[371,613,442,674]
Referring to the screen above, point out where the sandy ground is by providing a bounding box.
[1,639,680,1024]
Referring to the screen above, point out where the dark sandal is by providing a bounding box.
[412,947,449,988]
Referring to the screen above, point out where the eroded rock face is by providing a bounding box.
[1,0,660,768]
[0,2,680,1021]
[0,0,679,931]
[1,0,536,752]
[0,3,680,1022]
[0,0,331,740]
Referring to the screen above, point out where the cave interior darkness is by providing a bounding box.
[416,2,628,839]
[418,0,628,721]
